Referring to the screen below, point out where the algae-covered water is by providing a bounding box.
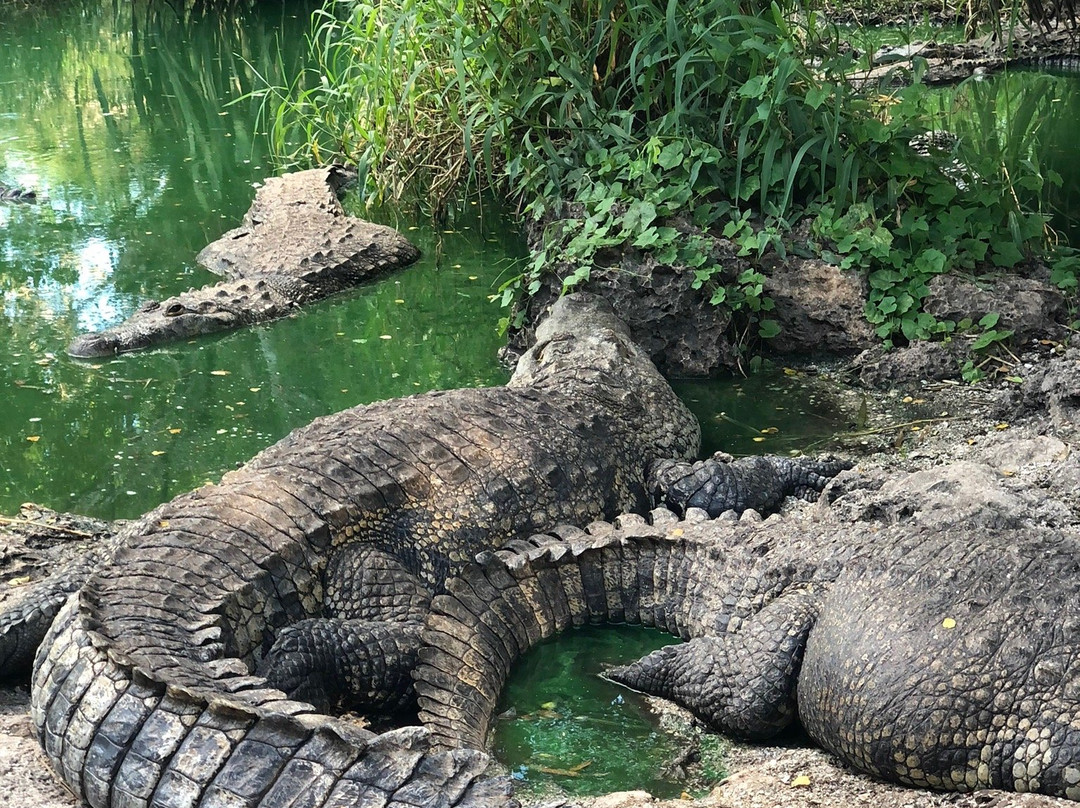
[0,0,519,520]
[8,1,1075,800]
[492,626,686,799]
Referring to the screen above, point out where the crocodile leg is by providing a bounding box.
[605,585,823,740]
[259,546,433,714]
[648,452,852,517]
[258,618,423,714]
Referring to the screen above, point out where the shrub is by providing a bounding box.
[256,0,1069,353]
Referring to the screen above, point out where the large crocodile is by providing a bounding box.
[2,293,845,808]
[417,460,1080,801]
[66,166,420,358]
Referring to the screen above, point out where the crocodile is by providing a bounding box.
[852,28,1080,86]
[3,292,847,808]
[416,461,1080,801]
[66,166,420,358]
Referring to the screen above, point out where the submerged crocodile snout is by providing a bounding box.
[67,331,122,358]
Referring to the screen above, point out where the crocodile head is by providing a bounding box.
[510,291,702,460]
[512,292,648,387]
[67,297,246,358]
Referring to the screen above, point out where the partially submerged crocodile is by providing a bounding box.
[418,464,1080,801]
[66,166,420,358]
[3,293,845,807]
[851,28,1080,85]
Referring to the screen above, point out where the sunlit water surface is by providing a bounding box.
[0,0,525,519]
[14,3,1074,801]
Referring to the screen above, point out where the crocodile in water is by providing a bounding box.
[66,166,420,358]
[0,181,36,203]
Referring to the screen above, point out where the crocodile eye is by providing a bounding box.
[164,302,186,317]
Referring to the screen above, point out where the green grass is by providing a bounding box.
[252,0,1077,362]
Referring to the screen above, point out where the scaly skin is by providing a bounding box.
[417,486,1080,801]
[648,452,852,517]
[0,506,115,672]
[4,293,851,808]
[20,293,704,808]
[66,166,420,358]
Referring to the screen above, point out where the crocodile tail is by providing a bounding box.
[0,547,105,672]
[31,596,510,808]
[415,508,715,751]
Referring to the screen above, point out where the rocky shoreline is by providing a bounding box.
[509,206,1073,391]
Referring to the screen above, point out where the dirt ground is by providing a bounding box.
[0,686,78,808]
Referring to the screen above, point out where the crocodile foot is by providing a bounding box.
[258,618,423,715]
[604,585,822,740]
[648,452,852,517]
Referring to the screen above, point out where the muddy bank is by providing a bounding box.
[509,210,1070,384]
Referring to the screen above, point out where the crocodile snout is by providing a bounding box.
[67,331,122,358]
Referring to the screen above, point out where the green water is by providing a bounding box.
[894,67,1080,243]
[676,369,854,457]
[492,626,686,799]
[0,0,518,520]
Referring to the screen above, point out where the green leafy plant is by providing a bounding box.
[256,0,1072,364]
[956,312,1017,383]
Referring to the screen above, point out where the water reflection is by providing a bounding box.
[899,67,1080,243]
[493,626,684,799]
[0,0,519,519]
[0,0,314,333]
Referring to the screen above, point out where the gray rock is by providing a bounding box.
[923,273,1067,343]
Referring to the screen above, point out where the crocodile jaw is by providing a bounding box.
[67,304,243,358]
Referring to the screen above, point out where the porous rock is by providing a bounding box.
[923,273,1067,343]
[850,340,965,388]
[760,255,874,355]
